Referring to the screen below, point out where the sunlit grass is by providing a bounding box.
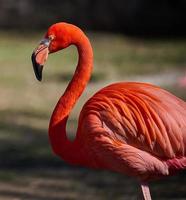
[92,33,186,75]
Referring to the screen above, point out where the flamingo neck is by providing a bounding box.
[49,28,93,165]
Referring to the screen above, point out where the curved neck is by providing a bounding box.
[49,27,93,164]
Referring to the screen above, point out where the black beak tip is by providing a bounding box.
[31,53,43,81]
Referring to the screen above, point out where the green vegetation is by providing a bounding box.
[0,32,186,199]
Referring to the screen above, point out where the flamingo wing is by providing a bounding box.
[78,82,186,175]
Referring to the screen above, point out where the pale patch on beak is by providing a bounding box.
[31,38,51,81]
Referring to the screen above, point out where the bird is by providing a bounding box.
[31,22,186,200]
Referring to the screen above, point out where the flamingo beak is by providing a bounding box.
[31,38,50,81]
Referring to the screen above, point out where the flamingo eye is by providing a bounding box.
[48,35,55,41]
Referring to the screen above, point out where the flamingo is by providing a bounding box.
[31,22,186,200]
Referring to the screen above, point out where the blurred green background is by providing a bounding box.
[0,1,186,200]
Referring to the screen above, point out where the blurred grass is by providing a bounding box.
[92,33,186,75]
[0,31,186,199]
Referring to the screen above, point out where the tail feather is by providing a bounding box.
[166,157,186,174]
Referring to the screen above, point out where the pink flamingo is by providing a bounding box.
[31,22,186,200]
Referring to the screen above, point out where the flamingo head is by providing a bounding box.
[31,22,72,81]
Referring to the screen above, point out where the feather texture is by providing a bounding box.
[78,82,186,179]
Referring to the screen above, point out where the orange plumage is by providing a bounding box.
[31,22,186,200]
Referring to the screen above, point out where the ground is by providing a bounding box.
[0,31,186,199]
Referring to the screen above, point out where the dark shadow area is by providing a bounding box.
[0,109,65,169]
[0,0,186,37]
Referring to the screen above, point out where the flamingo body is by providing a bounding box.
[32,22,186,199]
[77,82,186,180]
